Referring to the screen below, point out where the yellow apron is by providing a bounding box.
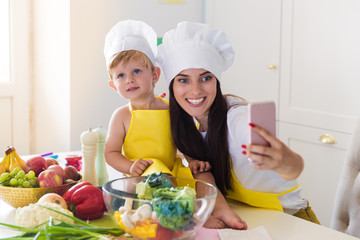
[226,168,299,212]
[122,96,193,179]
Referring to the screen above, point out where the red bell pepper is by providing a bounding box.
[63,181,106,220]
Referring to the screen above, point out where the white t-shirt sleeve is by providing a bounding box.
[227,104,249,147]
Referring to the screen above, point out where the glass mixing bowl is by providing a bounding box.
[102,176,217,240]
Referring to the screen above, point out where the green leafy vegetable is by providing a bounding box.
[136,172,173,200]
[152,186,196,231]
[0,205,124,240]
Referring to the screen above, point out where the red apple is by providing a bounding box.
[38,170,63,188]
[64,165,79,181]
[24,156,47,176]
[48,165,65,179]
[45,157,59,168]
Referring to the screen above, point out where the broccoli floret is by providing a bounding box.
[145,172,173,188]
[136,172,173,200]
[135,173,197,230]
[152,187,196,230]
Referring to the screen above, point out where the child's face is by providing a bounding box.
[109,59,157,100]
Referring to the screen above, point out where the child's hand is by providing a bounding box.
[189,160,211,174]
[129,159,153,176]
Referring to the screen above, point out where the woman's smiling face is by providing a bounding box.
[172,68,217,121]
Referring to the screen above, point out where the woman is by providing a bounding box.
[157,21,319,229]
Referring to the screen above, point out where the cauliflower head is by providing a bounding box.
[15,201,74,228]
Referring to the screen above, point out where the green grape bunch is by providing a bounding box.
[0,167,38,188]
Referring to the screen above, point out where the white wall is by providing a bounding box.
[33,0,70,153]
[32,0,204,153]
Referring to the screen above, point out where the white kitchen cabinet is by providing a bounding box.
[278,122,351,227]
[206,0,360,228]
[277,0,360,227]
[279,0,360,134]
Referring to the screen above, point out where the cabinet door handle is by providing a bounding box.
[318,134,337,144]
[268,64,277,69]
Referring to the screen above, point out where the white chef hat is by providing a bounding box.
[104,20,157,68]
[157,21,234,86]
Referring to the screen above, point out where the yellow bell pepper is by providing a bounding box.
[114,211,158,239]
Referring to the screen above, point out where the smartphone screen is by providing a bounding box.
[248,101,276,146]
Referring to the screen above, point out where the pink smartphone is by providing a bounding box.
[248,101,276,146]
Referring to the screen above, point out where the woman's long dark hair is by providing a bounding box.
[169,80,232,195]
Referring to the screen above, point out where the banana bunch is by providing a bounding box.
[0,146,25,175]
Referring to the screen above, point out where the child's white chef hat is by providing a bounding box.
[157,21,234,86]
[104,20,157,68]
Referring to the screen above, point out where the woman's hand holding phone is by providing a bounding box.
[243,101,304,180]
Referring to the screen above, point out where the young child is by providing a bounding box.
[103,20,192,178]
